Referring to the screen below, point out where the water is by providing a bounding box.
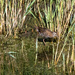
[0,35,74,75]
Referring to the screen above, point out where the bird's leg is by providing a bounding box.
[43,39,46,45]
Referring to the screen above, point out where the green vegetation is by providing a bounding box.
[0,0,75,74]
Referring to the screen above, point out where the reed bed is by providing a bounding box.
[0,0,75,74]
[0,0,36,37]
[34,0,75,72]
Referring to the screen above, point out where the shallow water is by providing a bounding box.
[0,34,74,75]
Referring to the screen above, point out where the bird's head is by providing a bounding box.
[53,32,59,38]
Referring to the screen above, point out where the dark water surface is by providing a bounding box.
[0,35,74,75]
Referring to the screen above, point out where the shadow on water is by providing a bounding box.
[38,38,58,42]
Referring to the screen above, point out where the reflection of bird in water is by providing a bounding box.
[35,26,58,45]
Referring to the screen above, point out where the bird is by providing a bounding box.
[35,26,58,45]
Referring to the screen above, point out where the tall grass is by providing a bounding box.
[37,0,55,30]
[35,0,75,71]
[0,0,75,73]
[0,0,36,37]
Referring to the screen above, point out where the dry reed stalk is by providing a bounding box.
[57,17,61,40]
[54,0,74,65]
[54,0,63,63]
[56,0,64,40]
[37,0,41,22]
[62,1,74,39]
[0,0,35,36]
[63,0,71,30]
[55,24,74,65]
[71,45,74,63]
[0,0,4,34]
[55,40,59,63]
